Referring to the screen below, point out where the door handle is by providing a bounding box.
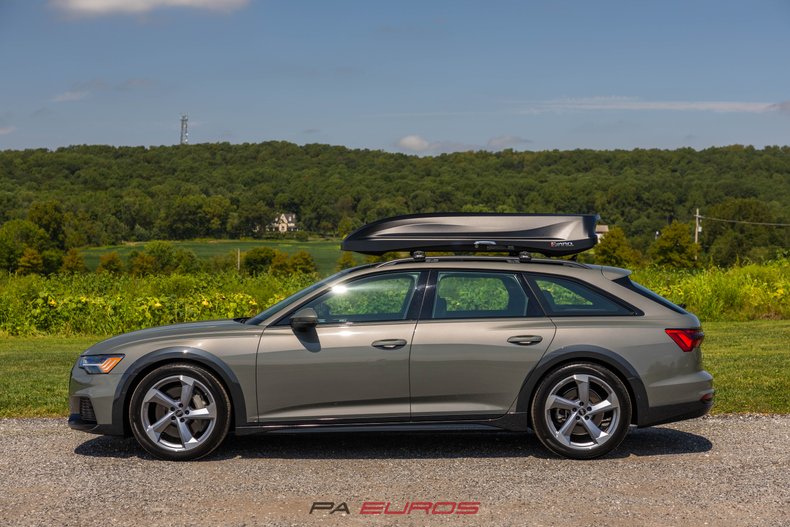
[372,339,407,350]
[507,335,543,345]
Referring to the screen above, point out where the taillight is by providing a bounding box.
[665,328,704,352]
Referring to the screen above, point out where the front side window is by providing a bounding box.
[301,272,421,324]
[530,275,634,316]
[432,271,539,319]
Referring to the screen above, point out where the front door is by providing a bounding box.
[409,270,556,418]
[256,271,425,422]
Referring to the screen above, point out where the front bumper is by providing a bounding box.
[67,413,118,435]
[68,364,126,436]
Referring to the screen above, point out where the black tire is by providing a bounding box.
[530,362,632,459]
[129,362,231,461]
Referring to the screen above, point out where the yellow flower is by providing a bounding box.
[201,300,210,307]
[153,302,162,308]
[48,299,57,307]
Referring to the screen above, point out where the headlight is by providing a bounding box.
[78,354,124,374]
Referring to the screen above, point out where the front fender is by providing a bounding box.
[109,347,250,436]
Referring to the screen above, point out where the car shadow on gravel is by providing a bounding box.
[74,426,712,461]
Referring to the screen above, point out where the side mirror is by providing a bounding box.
[290,307,318,330]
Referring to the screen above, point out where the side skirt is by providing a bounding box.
[234,412,530,436]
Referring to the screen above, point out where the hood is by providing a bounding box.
[85,319,246,355]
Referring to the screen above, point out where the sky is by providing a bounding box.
[1,0,789,154]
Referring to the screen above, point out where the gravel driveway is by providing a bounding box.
[1,415,787,527]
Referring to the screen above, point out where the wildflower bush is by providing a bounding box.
[0,259,787,336]
[0,271,315,336]
[632,259,789,321]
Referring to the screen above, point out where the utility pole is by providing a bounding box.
[180,115,189,145]
[694,208,701,245]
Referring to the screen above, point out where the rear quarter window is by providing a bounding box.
[528,275,637,316]
[613,277,688,315]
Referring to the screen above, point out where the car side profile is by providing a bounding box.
[69,214,714,460]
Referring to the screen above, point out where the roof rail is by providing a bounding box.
[375,255,589,269]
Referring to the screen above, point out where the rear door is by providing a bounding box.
[409,270,556,418]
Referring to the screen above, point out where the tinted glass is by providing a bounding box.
[531,275,634,316]
[303,272,420,324]
[433,271,538,319]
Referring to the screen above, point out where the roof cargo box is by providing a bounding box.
[342,213,599,257]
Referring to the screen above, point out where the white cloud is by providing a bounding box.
[51,0,249,16]
[0,126,16,135]
[397,134,530,155]
[518,96,777,114]
[487,135,532,150]
[396,135,432,153]
[51,90,90,102]
[50,78,153,103]
[395,135,480,154]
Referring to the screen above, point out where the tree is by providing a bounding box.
[242,247,277,275]
[0,219,49,272]
[144,241,177,273]
[60,248,88,273]
[41,249,64,275]
[17,248,44,275]
[335,251,357,271]
[268,250,292,276]
[27,200,65,249]
[96,252,124,274]
[290,250,318,275]
[593,227,640,268]
[129,252,157,276]
[173,248,201,273]
[649,221,698,268]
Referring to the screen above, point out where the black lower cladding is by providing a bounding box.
[67,414,115,435]
[637,399,713,427]
[79,397,96,422]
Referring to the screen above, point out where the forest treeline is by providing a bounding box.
[1,142,788,268]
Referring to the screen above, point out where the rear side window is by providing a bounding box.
[433,271,541,319]
[614,277,688,314]
[529,275,635,316]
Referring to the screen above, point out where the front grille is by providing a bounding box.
[79,398,96,422]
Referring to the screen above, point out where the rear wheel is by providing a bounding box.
[129,363,231,461]
[531,362,632,459]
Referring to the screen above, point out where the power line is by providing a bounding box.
[699,215,790,227]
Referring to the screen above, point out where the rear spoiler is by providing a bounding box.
[341,213,599,257]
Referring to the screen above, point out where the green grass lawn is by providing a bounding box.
[0,321,787,418]
[80,238,352,276]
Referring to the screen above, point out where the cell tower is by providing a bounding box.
[180,114,189,145]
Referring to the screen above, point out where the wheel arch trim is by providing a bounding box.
[109,347,249,436]
[515,345,649,425]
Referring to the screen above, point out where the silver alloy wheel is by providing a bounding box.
[140,374,217,453]
[543,373,620,451]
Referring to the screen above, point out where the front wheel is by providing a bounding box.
[531,363,632,459]
[129,363,231,461]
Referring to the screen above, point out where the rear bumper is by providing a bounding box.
[637,398,714,427]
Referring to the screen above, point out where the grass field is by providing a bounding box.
[0,321,786,418]
[80,239,352,275]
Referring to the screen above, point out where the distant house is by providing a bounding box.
[269,213,299,233]
[595,224,609,240]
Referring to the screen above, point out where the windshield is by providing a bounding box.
[246,267,362,325]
